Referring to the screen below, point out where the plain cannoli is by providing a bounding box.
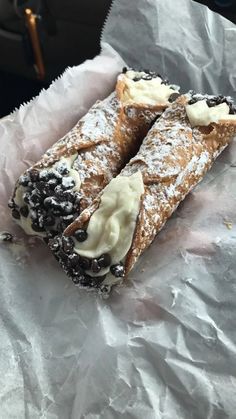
[50,93,236,295]
[9,69,179,238]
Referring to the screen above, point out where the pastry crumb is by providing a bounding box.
[223,220,233,230]
[182,277,193,284]
[171,287,180,307]
[0,231,14,242]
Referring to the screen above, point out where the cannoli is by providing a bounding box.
[9,69,179,238]
[50,93,236,295]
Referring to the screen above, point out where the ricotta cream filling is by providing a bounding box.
[186,100,236,127]
[122,70,179,106]
[74,171,144,275]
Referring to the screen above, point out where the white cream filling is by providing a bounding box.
[122,71,179,106]
[74,171,144,275]
[186,100,236,127]
[14,153,80,236]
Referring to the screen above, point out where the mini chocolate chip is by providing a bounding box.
[79,274,93,287]
[43,197,52,208]
[52,171,62,181]
[48,236,61,251]
[20,206,29,217]
[66,192,76,203]
[36,207,46,217]
[43,215,55,227]
[142,74,152,81]
[58,249,69,262]
[48,178,59,189]
[32,202,41,210]
[72,273,92,285]
[110,263,125,278]
[68,253,80,268]
[54,185,64,197]
[206,99,216,108]
[91,259,101,273]
[48,230,58,238]
[72,266,84,277]
[216,95,224,102]
[62,202,73,215]
[161,78,169,85]
[23,192,31,204]
[62,236,74,253]
[58,215,75,232]
[19,174,30,187]
[143,70,159,78]
[73,192,81,205]
[74,229,87,242]
[229,105,236,115]
[61,177,75,190]
[31,222,45,232]
[30,170,39,183]
[39,170,50,182]
[169,92,181,103]
[98,253,111,268]
[55,190,73,205]
[56,162,69,175]
[62,214,75,226]
[86,274,106,288]
[0,232,14,242]
[44,197,59,209]
[35,181,51,196]
[12,209,20,219]
[51,208,63,216]
[30,193,42,205]
[188,98,197,105]
[80,257,91,270]
[72,276,81,285]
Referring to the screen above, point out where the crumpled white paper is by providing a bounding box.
[1,1,236,418]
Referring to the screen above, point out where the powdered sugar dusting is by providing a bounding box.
[73,142,120,181]
[36,92,120,167]
[79,93,119,141]
[121,96,213,202]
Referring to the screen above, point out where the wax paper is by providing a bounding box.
[1,1,236,418]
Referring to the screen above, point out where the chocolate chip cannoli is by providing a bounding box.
[50,93,236,295]
[9,69,179,238]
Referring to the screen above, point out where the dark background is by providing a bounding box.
[0,0,235,118]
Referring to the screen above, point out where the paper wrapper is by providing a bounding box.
[1,1,236,418]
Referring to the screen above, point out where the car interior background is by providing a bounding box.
[0,0,235,118]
